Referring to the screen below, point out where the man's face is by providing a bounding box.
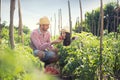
[40,24,49,31]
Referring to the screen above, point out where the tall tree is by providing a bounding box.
[116,0,119,38]
[97,13,101,36]
[60,9,62,31]
[58,9,61,33]
[91,10,94,34]
[79,0,83,31]
[117,0,119,7]
[54,13,56,39]
[83,3,116,35]
[91,10,97,35]
[104,2,116,33]
[68,0,72,36]
[9,0,15,49]
[100,0,104,79]
[0,0,1,42]
[93,18,96,35]
[116,9,119,38]
[58,9,62,34]
[106,14,109,34]
[18,0,23,43]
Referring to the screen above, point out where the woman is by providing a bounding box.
[54,29,71,46]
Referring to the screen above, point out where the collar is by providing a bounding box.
[38,27,42,34]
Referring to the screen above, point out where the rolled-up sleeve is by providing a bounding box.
[30,31,51,50]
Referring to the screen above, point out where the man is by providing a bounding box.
[30,16,59,67]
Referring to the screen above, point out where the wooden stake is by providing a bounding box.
[100,0,104,79]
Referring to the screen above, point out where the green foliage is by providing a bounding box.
[102,33,120,79]
[73,2,117,35]
[57,32,120,80]
[1,21,120,79]
[1,27,9,41]
[0,44,40,79]
[104,2,116,15]
[0,44,57,80]
[23,25,31,34]
[0,23,57,80]
[117,25,120,32]
[1,23,31,46]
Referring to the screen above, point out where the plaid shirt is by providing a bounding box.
[30,28,53,51]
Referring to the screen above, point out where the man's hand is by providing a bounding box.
[37,51,45,59]
[50,48,58,53]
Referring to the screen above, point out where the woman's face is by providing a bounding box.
[61,31,66,39]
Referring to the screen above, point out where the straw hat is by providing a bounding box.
[37,16,50,25]
[61,28,70,33]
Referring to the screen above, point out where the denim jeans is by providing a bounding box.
[33,50,55,62]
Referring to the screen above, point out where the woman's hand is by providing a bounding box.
[51,39,62,45]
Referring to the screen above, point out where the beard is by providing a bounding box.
[43,29,47,31]
[43,28,48,31]
[40,26,49,32]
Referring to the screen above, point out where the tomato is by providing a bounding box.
[44,66,60,75]
[59,36,63,40]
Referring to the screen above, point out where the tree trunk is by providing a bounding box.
[18,0,23,44]
[0,0,1,43]
[114,16,116,37]
[9,0,15,49]
[85,14,87,32]
[94,20,96,35]
[116,9,119,39]
[91,21,93,34]
[92,11,96,35]
[54,13,56,39]
[100,0,104,80]
[79,0,83,31]
[60,9,62,31]
[58,9,60,34]
[58,9,62,34]
[106,15,109,34]
[68,0,72,36]
[97,13,101,36]
[117,0,119,7]
[92,10,94,34]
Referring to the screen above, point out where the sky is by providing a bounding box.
[1,0,118,35]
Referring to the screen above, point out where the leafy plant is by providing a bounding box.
[57,32,120,80]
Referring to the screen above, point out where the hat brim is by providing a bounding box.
[36,22,40,25]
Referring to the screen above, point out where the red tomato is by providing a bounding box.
[44,66,60,75]
[59,36,63,40]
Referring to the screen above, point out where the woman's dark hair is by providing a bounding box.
[63,32,71,46]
